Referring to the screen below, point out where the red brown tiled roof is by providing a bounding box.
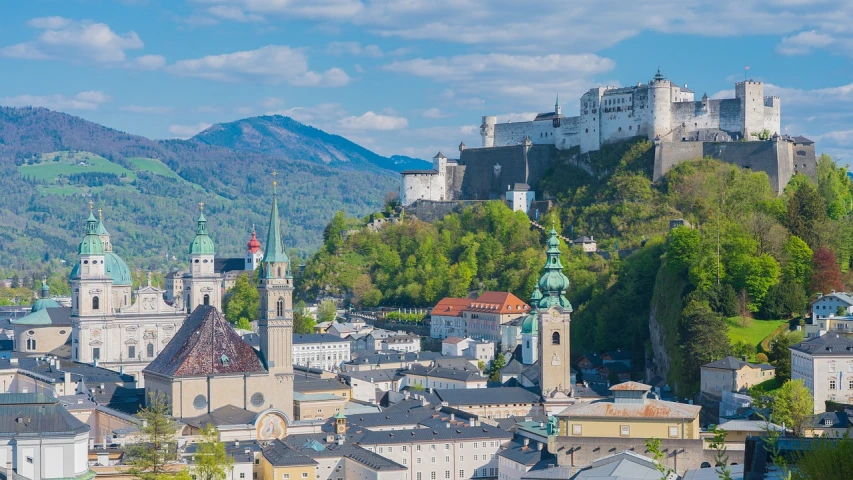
[430,298,473,317]
[465,291,529,314]
[144,305,266,378]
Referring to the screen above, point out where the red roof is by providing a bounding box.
[247,228,262,253]
[465,291,529,314]
[442,336,467,345]
[431,297,473,317]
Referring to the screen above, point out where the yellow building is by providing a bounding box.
[557,382,701,440]
[700,356,775,396]
[260,442,318,480]
[293,392,348,421]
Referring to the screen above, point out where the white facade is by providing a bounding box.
[810,292,853,323]
[293,335,352,371]
[400,153,454,206]
[508,187,535,214]
[381,335,421,353]
[360,436,507,480]
[442,338,475,357]
[790,335,853,414]
[463,342,495,364]
[482,73,782,154]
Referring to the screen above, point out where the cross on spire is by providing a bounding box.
[89,200,94,211]
[272,170,278,195]
[98,208,103,220]
[199,201,204,212]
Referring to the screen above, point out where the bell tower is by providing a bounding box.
[183,202,221,313]
[537,227,573,407]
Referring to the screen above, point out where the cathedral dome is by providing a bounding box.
[105,252,132,285]
[79,210,105,255]
[520,312,538,335]
[31,297,60,312]
[538,269,570,296]
[189,211,216,255]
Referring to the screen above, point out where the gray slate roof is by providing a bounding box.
[294,375,350,392]
[702,356,775,371]
[497,440,555,466]
[294,333,350,344]
[355,424,511,444]
[182,405,258,429]
[435,386,540,406]
[280,436,406,470]
[406,363,484,382]
[791,333,853,356]
[262,440,320,466]
[0,393,90,437]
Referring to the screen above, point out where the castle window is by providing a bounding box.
[552,332,561,345]
[203,294,210,306]
[629,125,632,130]
[147,343,154,357]
[527,341,530,349]
[83,260,89,265]
[277,297,285,317]
[278,267,282,277]
[585,129,588,133]
[92,296,100,310]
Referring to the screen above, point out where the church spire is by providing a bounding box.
[537,227,572,310]
[189,201,215,255]
[262,172,289,269]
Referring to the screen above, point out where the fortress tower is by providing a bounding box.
[648,68,672,140]
[737,80,766,139]
[480,115,496,148]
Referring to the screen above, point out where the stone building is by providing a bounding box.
[790,333,853,413]
[700,356,775,397]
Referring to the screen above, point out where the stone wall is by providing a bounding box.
[403,199,488,223]
[550,436,744,472]
[459,144,556,200]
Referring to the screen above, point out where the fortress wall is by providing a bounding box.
[494,120,555,147]
[555,116,581,150]
[718,99,742,134]
[404,199,488,223]
[400,172,439,206]
[600,107,641,144]
[655,140,792,193]
[446,164,467,200]
[764,104,781,135]
[792,143,817,179]
[459,145,555,200]
[670,102,722,139]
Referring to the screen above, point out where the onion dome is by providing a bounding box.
[105,253,132,285]
[78,208,105,255]
[537,227,572,310]
[520,286,543,335]
[247,227,262,254]
[31,279,60,312]
[189,204,215,255]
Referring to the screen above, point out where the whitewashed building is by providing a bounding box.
[293,334,352,371]
[790,333,853,413]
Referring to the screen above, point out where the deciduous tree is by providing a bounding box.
[772,379,814,436]
[191,423,233,480]
[810,248,844,295]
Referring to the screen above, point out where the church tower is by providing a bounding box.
[520,286,542,365]
[245,226,264,271]
[258,175,294,376]
[183,203,221,313]
[537,227,573,404]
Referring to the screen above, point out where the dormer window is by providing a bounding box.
[221,354,231,367]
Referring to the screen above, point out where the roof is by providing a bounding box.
[214,257,245,274]
[383,334,418,344]
[716,419,785,432]
[401,169,438,175]
[182,405,258,429]
[0,393,90,437]
[814,291,853,305]
[569,450,668,480]
[521,466,576,480]
[681,465,745,480]
[465,291,530,314]
[702,356,774,371]
[280,436,406,471]
[598,362,630,374]
[294,392,346,402]
[262,440,320,467]
[573,236,595,244]
[143,305,266,378]
[261,192,290,265]
[442,336,468,345]
[294,375,350,392]
[11,306,72,326]
[609,381,651,392]
[355,424,511,444]
[558,398,701,420]
[435,387,540,406]
[603,350,631,361]
[790,332,853,357]
[340,368,404,383]
[511,183,531,191]
[810,410,852,429]
[791,135,814,145]
[406,364,484,382]
[498,440,555,466]
[293,333,350,344]
[431,297,474,317]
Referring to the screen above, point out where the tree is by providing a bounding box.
[782,236,813,286]
[293,301,316,334]
[810,248,844,295]
[755,353,769,363]
[791,434,853,480]
[126,393,179,480]
[644,438,675,479]
[785,182,826,249]
[317,299,337,323]
[666,226,700,273]
[680,300,731,387]
[191,424,233,480]
[223,274,259,326]
[771,379,814,436]
[768,332,800,383]
[488,353,506,382]
[759,278,807,319]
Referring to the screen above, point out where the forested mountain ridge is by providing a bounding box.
[299,138,853,395]
[0,106,398,268]
[191,115,431,173]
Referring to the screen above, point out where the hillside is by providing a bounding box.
[0,107,399,268]
[192,115,431,172]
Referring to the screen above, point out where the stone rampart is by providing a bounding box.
[403,199,488,223]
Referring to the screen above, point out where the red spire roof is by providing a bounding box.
[247,227,261,253]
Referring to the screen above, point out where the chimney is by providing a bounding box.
[741,355,747,362]
[523,438,529,446]
[537,442,543,451]
[6,462,13,478]
[450,413,455,421]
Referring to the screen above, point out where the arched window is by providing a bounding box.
[26,338,36,351]
[552,332,561,345]
[277,267,282,278]
[92,296,100,310]
[203,294,210,306]
[526,341,530,349]
[147,343,154,357]
[276,297,285,317]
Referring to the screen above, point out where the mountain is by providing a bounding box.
[192,115,431,173]
[0,106,399,269]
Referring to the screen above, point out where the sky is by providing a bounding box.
[2,0,853,163]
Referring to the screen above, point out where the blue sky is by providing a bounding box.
[2,0,853,163]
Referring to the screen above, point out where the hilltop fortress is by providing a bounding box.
[401,70,816,207]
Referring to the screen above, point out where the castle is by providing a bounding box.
[401,70,816,206]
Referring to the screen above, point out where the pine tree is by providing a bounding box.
[191,424,233,480]
[126,393,179,480]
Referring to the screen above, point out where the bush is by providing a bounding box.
[756,352,769,363]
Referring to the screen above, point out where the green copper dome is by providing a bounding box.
[189,211,216,255]
[31,280,59,312]
[70,251,132,285]
[537,227,572,310]
[79,210,105,255]
[520,287,542,335]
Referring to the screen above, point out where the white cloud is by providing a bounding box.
[1,17,144,63]
[266,103,347,124]
[777,30,836,55]
[1,90,112,111]
[422,108,447,119]
[167,45,350,86]
[207,5,265,22]
[193,0,364,21]
[131,54,166,70]
[338,111,408,130]
[385,53,614,81]
[168,123,212,138]
[120,105,173,114]
[326,41,407,57]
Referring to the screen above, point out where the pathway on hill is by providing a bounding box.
[529,220,574,244]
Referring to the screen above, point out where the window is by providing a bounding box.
[830,379,837,390]
[26,338,36,351]
[830,364,837,373]
[417,458,422,464]
[402,459,407,465]
[431,445,436,451]
[620,425,630,436]
[572,424,582,435]
[445,444,450,450]
[417,445,422,451]
[128,345,135,358]
[388,447,393,453]
[92,296,100,310]
[203,294,210,306]
[482,442,486,448]
[552,332,560,345]
[283,475,290,479]
[460,456,464,461]
[147,343,155,357]
[474,455,478,461]
[240,474,245,479]
[459,471,464,479]
[277,297,285,317]
[93,347,100,360]
[669,426,679,438]
[417,474,422,480]
[403,446,408,452]
[431,457,435,463]
[481,469,487,477]
[302,474,308,479]
[431,473,436,480]
[445,472,450,479]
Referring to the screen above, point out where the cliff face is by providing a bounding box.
[647,263,689,395]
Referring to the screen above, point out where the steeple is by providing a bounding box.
[262,174,290,274]
[189,202,215,255]
[555,94,561,115]
[537,227,572,310]
[96,208,112,252]
[79,202,105,255]
[653,67,665,82]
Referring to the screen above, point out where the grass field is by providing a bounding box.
[727,317,789,351]
[20,151,136,182]
[128,157,182,180]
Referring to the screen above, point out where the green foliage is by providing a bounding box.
[317,299,337,323]
[385,311,426,324]
[782,236,812,285]
[756,352,769,363]
[791,435,853,480]
[293,301,316,334]
[759,278,807,319]
[488,353,507,382]
[680,299,731,388]
[816,154,853,220]
[707,426,733,480]
[223,274,259,325]
[666,226,700,273]
[191,424,234,480]
[643,437,675,479]
[772,379,814,436]
[126,393,179,480]
[785,181,827,249]
[769,332,803,383]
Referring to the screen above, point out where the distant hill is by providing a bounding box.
[192,115,431,173]
[0,107,399,269]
